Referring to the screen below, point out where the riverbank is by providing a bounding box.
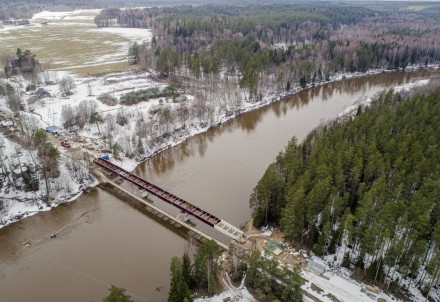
[215,81,440,302]
[125,64,440,168]
[0,128,98,228]
[0,65,438,230]
[2,67,439,302]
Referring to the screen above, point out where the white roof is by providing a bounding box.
[1,120,13,127]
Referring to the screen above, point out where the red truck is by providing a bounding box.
[60,140,71,148]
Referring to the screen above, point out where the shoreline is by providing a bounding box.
[1,64,438,230]
[134,64,439,165]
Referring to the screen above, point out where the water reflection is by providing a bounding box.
[141,69,439,178]
[0,188,102,262]
[1,69,439,302]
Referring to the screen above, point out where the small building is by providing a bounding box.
[307,259,326,275]
[13,166,28,178]
[35,88,51,98]
[1,120,14,128]
[264,239,284,256]
[45,125,59,134]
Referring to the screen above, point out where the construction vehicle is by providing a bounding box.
[60,140,71,148]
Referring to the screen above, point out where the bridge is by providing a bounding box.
[93,158,244,242]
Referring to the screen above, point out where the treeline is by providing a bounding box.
[151,38,439,100]
[116,4,440,102]
[0,0,106,20]
[120,86,180,105]
[0,2,38,20]
[95,7,150,28]
[327,41,438,73]
[168,240,221,301]
[154,40,288,99]
[168,240,303,301]
[96,5,374,42]
[152,4,373,45]
[245,250,303,301]
[250,88,440,298]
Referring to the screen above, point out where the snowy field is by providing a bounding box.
[0,9,151,74]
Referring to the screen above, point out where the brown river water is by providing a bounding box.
[0,70,438,302]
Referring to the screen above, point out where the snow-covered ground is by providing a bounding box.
[0,130,97,227]
[194,288,256,302]
[31,9,151,47]
[301,257,400,302]
[29,70,165,127]
[302,270,395,302]
[337,78,432,121]
[0,6,438,302]
[32,9,102,21]
[194,273,257,302]
[0,61,438,302]
[31,8,146,45]
[1,9,152,74]
[1,64,437,230]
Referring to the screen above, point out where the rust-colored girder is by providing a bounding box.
[93,157,221,227]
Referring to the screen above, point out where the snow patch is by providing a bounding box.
[89,27,152,43]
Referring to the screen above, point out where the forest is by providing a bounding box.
[94,10,440,298]
[250,88,440,298]
[0,0,124,20]
[97,4,440,102]
[167,240,303,302]
[2,2,440,300]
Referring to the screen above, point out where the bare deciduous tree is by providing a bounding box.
[59,75,75,96]
[6,83,22,112]
[61,105,76,130]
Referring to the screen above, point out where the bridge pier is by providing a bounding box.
[95,170,230,250]
[93,158,244,242]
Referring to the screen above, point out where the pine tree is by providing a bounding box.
[280,185,305,241]
[208,272,216,296]
[192,240,221,290]
[182,251,193,289]
[102,285,134,302]
[299,75,307,88]
[168,257,191,302]
[250,88,440,291]
[342,252,351,268]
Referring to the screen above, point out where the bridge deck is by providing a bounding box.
[93,158,222,227]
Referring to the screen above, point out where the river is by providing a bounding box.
[0,69,438,302]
